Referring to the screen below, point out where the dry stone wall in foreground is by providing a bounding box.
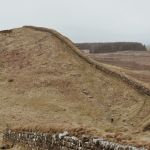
[2,129,147,150]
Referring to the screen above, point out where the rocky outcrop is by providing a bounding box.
[2,129,147,150]
[76,42,147,53]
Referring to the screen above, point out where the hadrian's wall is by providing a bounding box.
[23,26,150,96]
[2,129,147,150]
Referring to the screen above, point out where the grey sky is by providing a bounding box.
[0,0,150,44]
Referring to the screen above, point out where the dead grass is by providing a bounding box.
[0,27,149,147]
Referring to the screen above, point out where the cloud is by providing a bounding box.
[0,0,149,44]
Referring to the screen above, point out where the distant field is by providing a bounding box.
[88,51,150,88]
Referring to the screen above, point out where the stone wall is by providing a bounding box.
[76,42,147,53]
[23,26,150,96]
[2,129,147,150]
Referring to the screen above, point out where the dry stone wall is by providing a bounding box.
[23,26,150,96]
[3,129,147,150]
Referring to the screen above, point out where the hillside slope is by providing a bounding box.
[88,51,150,89]
[0,26,149,145]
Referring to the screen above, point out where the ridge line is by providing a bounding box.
[23,26,150,96]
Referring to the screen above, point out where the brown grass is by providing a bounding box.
[0,26,149,147]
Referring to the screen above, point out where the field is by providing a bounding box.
[88,51,150,89]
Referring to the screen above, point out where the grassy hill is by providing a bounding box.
[0,26,149,147]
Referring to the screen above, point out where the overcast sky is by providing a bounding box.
[0,0,149,44]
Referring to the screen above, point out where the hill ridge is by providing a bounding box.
[24,26,150,96]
